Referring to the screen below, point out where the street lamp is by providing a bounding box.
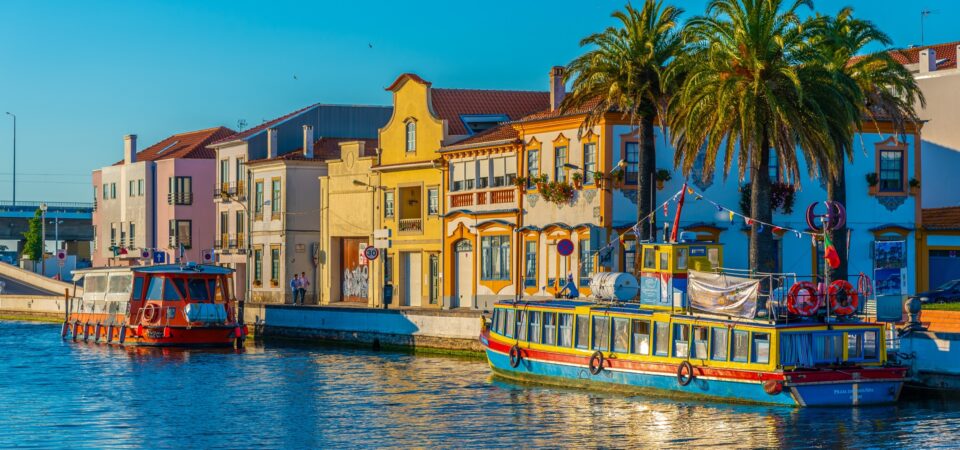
[39,203,47,276]
[5,112,15,205]
[49,219,64,251]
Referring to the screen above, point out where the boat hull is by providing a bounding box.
[482,332,904,407]
[65,316,239,348]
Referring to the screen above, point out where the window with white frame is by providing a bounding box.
[427,188,439,215]
[879,149,905,192]
[464,161,476,190]
[451,162,465,192]
[583,143,596,184]
[405,120,416,152]
[492,157,506,187]
[526,149,539,188]
[625,142,639,185]
[481,235,511,281]
[505,155,517,186]
[555,146,567,182]
[384,191,395,218]
[478,159,490,188]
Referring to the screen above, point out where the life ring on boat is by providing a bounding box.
[857,272,874,299]
[829,280,859,316]
[508,345,522,368]
[677,361,694,386]
[588,351,605,375]
[763,380,783,395]
[141,304,159,324]
[787,282,820,316]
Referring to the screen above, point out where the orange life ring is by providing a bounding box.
[787,282,820,316]
[829,280,859,316]
[141,304,159,324]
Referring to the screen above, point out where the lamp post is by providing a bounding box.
[50,219,63,252]
[39,203,47,276]
[5,112,15,205]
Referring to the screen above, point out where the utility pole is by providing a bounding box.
[921,10,935,47]
[5,112,14,205]
[40,203,47,276]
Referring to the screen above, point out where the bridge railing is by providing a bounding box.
[0,201,94,212]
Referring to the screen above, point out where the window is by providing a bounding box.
[427,188,439,215]
[163,278,182,301]
[478,159,490,188]
[481,235,510,281]
[464,161,476,190]
[711,327,728,361]
[517,311,528,342]
[558,313,573,347]
[660,252,669,271]
[526,149,539,188]
[492,158,509,187]
[451,162,465,192]
[146,277,164,300]
[169,220,192,249]
[631,319,650,355]
[428,254,439,304]
[128,223,135,247]
[384,191,395,218]
[752,333,770,364]
[528,311,542,344]
[129,180,136,196]
[505,309,516,338]
[255,181,264,216]
[103,184,108,200]
[132,277,144,300]
[253,249,263,284]
[583,143,596,184]
[879,149,904,192]
[405,120,416,152]
[692,326,709,359]
[524,241,537,288]
[383,253,393,284]
[138,179,144,196]
[579,239,593,287]
[494,309,505,335]
[554,146,567,182]
[236,211,245,245]
[847,332,865,360]
[814,333,845,364]
[592,316,610,351]
[169,176,192,204]
[271,179,281,217]
[237,158,246,183]
[543,312,557,346]
[613,318,630,353]
[110,224,117,247]
[220,159,230,185]
[623,240,636,273]
[270,247,280,283]
[188,278,210,301]
[505,155,517,186]
[676,248,688,271]
[220,212,229,238]
[643,248,656,270]
[674,323,690,358]
[654,322,669,356]
[575,314,590,349]
[732,330,750,362]
[863,331,878,359]
[110,183,117,199]
[625,142,639,184]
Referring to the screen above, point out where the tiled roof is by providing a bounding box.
[440,123,519,152]
[515,96,605,123]
[250,138,378,163]
[431,88,549,135]
[115,126,236,165]
[923,206,960,230]
[889,41,959,70]
[209,103,318,146]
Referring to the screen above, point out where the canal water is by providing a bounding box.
[2,320,959,449]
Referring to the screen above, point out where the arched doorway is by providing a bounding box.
[453,239,474,308]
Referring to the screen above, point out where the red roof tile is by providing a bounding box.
[923,206,960,230]
[440,123,519,151]
[516,96,605,123]
[250,138,379,163]
[889,41,960,70]
[115,126,236,165]
[209,103,318,146]
[431,88,549,135]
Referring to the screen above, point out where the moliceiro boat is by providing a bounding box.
[480,240,905,407]
[62,263,247,347]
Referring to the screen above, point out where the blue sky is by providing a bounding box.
[0,0,955,203]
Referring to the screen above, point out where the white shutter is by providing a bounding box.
[452,162,464,185]
[478,158,490,187]
[465,160,477,189]
[493,158,506,177]
[505,155,517,175]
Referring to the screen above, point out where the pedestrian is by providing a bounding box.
[299,271,310,305]
[290,274,300,305]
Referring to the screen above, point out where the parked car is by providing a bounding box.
[911,279,960,304]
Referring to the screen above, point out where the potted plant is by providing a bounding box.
[656,169,672,190]
[612,169,625,188]
[514,175,527,189]
[865,172,879,195]
[253,280,262,287]
[909,178,920,195]
[535,174,549,192]
[270,279,279,288]
[571,172,583,189]
[593,171,605,188]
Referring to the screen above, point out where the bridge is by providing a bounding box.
[0,201,93,255]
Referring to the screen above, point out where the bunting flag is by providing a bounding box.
[716,204,724,212]
[663,202,669,217]
[744,217,754,226]
[772,226,783,234]
[687,187,695,195]
[757,223,765,233]
[728,211,735,222]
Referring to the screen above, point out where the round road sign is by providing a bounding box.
[363,246,380,261]
[557,239,574,257]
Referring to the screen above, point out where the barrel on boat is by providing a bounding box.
[589,272,639,302]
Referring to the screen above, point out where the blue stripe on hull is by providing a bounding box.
[790,382,901,407]
[486,348,797,406]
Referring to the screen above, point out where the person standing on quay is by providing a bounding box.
[290,274,300,305]
[299,271,310,305]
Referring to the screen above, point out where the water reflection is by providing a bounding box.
[1,320,958,449]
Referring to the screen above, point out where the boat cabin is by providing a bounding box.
[637,241,723,309]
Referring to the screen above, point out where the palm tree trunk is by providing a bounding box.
[638,115,656,241]
[826,163,848,281]
[750,134,777,273]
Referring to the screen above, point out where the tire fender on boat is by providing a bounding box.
[508,345,522,368]
[677,361,694,386]
[60,321,69,340]
[118,325,127,344]
[763,380,783,395]
[106,324,114,343]
[82,322,90,342]
[588,351,605,375]
[94,323,102,343]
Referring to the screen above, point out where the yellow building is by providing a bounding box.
[374,73,547,309]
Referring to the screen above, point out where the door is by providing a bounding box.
[341,238,369,302]
[454,240,473,308]
[402,252,422,307]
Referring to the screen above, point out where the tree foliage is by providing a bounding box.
[22,209,43,261]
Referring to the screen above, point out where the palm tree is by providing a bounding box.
[561,0,684,247]
[667,0,846,273]
[808,7,925,281]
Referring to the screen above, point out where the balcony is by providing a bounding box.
[398,218,422,233]
[168,192,193,205]
[237,180,246,200]
[214,239,223,249]
[236,233,245,250]
[447,188,515,209]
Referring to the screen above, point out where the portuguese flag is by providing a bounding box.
[824,233,840,270]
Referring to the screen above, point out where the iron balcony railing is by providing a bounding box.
[168,192,193,205]
[398,218,423,233]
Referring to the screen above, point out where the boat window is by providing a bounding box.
[659,252,669,271]
[780,333,814,367]
[575,315,590,349]
[208,280,217,301]
[558,313,573,347]
[146,277,164,300]
[631,319,650,355]
[711,327,728,361]
[219,278,231,301]
[592,316,610,351]
[752,333,770,364]
[673,323,690,358]
[497,309,506,336]
[654,322,669,356]
[505,309,516,338]
[107,274,133,294]
[84,275,107,294]
[518,311,528,342]
[163,278,182,301]
[814,333,844,364]
[643,248,655,270]
[692,326,709,359]
[528,311,542,344]
[863,330,878,359]
[492,309,501,335]
[132,277,145,300]
[732,330,750,362]
[708,248,719,266]
[676,248,688,270]
[187,278,210,301]
[543,312,557,346]
[612,318,630,353]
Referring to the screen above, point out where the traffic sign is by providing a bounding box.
[201,249,215,263]
[363,246,380,261]
[56,249,67,261]
[140,248,152,259]
[374,229,392,239]
[153,251,167,264]
[557,239,574,257]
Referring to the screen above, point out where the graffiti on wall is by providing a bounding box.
[342,265,369,299]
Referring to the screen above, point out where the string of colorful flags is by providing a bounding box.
[678,185,823,240]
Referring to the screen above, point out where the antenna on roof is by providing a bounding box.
[237,119,247,131]
[921,9,938,47]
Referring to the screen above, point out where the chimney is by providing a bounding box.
[303,125,314,159]
[920,48,937,73]
[550,66,566,111]
[267,128,278,159]
[123,134,137,164]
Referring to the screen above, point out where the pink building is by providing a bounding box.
[91,126,235,267]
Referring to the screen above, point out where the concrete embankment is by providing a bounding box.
[0,295,66,321]
[898,309,960,392]
[244,303,484,354]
